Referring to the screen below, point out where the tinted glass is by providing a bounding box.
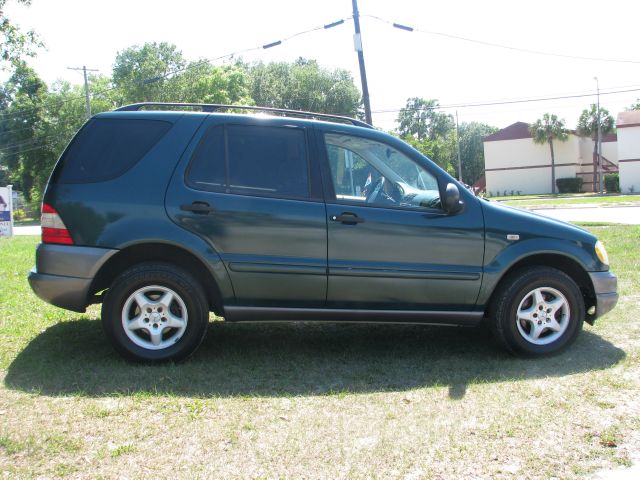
[325,133,441,210]
[186,125,225,190]
[57,118,172,183]
[227,125,308,198]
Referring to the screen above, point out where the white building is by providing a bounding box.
[483,122,618,195]
[617,111,640,193]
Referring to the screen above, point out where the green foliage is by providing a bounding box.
[396,98,453,141]
[0,0,43,69]
[112,42,186,103]
[12,207,25,220]
[248,58,361,116]
[401,131,457,176]
[577,104,615,139]
[604,173,620,193]
[530,113,569,193]
[529,113,569,145]
[458,122,497,184]
[555,177,583,193]
[628,99,640,111]
[394,98,461,175]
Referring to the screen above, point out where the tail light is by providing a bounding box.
[41,203,74,245]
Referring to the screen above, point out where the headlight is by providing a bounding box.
[595,241,609,265]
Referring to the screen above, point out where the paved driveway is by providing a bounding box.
[13,225,41,236]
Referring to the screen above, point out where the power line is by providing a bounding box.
[0,133,63,153]
[371,87,640,114]
[362,14,640,65]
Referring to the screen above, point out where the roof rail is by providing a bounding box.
[115,103,372,128]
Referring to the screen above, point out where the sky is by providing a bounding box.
[4,0,640,131]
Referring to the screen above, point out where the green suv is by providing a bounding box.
[28,103,618,362]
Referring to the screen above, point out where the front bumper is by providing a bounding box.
[588,271,618,319]
[28,243,118,313]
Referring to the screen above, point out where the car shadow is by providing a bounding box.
[4,319,625,399]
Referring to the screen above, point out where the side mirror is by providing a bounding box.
[443,183,464,214]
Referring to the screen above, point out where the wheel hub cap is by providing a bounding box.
[515,286,570,346]
[121,285,188,350]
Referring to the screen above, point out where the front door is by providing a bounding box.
[166,117,327,308]
[319,129,485,311]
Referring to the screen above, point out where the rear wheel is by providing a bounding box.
[101,263,208,362]
[490,266,585,356]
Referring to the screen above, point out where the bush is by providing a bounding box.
[12,208,26,221]
[604,173,620,193]
[556,177,583,193]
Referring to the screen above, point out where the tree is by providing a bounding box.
[402,133,457,175]
[0,62,50,201]
[1,0,42,69]
[529,113,569,194]
[248,58,361,116]
[577,104,615,192]
[112,42,186,104]
[174,61,253,105]
[629,99,640,111]
[458,122,498,185]
[396,98,454,141]
[395,98,457,174]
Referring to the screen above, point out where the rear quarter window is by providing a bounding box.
[55,118,172,183]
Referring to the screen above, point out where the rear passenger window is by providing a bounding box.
[187,124,309,199]
[56,118,172,183]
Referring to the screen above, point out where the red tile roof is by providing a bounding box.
[483,122,531,142]
[617,111,640,128]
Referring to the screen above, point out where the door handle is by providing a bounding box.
[331,213,365,225]
[180,201,215,214]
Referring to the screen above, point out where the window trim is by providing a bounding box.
[318,130,446,214]
[184,122,313,201]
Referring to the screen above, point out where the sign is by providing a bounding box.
[0,185,13,237]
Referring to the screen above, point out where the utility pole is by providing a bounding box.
[351,0,372,126]
[456,111,462,182]
[68,66,99,119]
[594,77,603,193]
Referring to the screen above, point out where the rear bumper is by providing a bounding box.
[28,243,118,312]
[588,271,618,319]
[29,269,93,313]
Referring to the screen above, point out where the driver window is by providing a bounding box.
[324,133,442,210]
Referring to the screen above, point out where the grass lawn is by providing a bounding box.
[495,193,640,209]
[1,230,639,479]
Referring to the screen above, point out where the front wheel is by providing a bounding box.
[490,267,585,356]
[101,263,209,363]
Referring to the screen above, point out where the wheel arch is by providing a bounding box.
[89,242,225,315]
[484,253,597,324]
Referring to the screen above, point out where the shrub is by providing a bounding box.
[604,173,620,193]
[556,177,583,193]
[12,208,26,221]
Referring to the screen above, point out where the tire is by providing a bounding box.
[490,266,585,357]
[101,262,209,363]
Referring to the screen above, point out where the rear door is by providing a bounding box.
[166,116,327,308]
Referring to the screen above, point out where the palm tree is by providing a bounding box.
[529,113,569,194]
[577,104,615,192]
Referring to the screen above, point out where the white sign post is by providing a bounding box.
[0,185,14,238]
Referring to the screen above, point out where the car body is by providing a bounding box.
[28,103,618,362]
